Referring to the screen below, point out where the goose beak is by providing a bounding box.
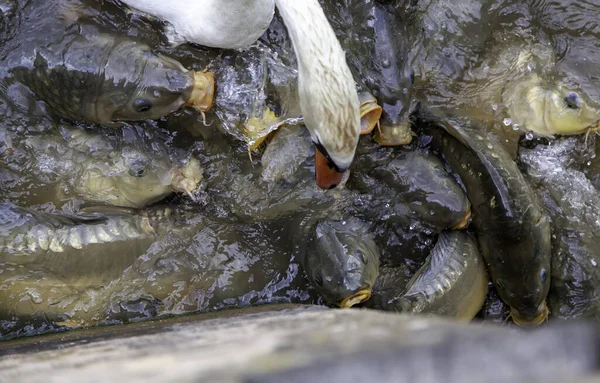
[315,145,344,189]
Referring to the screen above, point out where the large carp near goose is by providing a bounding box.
[1,0,214,125]
[419,112,551,326]
[319,0,414,146]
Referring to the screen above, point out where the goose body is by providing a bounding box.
[120,0,275,50]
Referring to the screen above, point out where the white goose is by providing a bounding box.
[120,0,361,189]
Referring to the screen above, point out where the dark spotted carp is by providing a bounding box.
[302,218,380,308]
[1,0,213,123]
[421,113,551,326]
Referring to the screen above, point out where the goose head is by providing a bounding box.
[275,0,361,189]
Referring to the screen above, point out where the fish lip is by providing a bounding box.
[359,100,383,135]
[186,70,215,112]
[338,288,372,308]
[510,302,549,327]
[373,122,413,146]
[170,170,199,198]
[450,205,472,230]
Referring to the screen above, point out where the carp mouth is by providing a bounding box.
[451,204,472,230]
[359,99,383,135]
[170,158,203,200]
[186,69,215,112]
[338,288,372,308]
[373,122,414,146]
[510,301,549,327]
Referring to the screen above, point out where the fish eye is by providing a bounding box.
[540,269,548,283]
[128,161,148,178]
[133,98,153,113]
[496,279,506,291]
[564,92,581,109]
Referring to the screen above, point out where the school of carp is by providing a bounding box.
[1,0,600,340]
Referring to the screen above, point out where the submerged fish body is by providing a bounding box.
[0,203,304,334]
[0,203,166,322]
[261,125,313,184]
[0,203,185,260]
[375,231,488,321]
[422,114,551,326]
[407,0,493,85]
[370,149,471,230]
[321,0,413,144]
[520,139,600,320]
[302,218,380,308]
[1,123,202,208]
[349,144,471,232]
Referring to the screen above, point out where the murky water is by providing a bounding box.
[1,0,600,340]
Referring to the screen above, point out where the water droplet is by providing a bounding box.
[503,118,512,126]
[342,221,346,225]
[512,123,520,131]
[385,203,390,208]
[27,290,43,304]
[525,132,534,140]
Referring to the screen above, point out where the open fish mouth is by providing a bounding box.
[171,175,200,200]
[338,288,372,308]
[510,302,549,327]
[584,120,600,141]
[451,204,472,230]
[186,70,215,112]
[373,122,414,146]
[359,100,382,135]
[171,158,203,199]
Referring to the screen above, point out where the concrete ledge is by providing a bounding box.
[1,305,599,383]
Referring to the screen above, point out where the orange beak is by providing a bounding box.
[315,145,344,189]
